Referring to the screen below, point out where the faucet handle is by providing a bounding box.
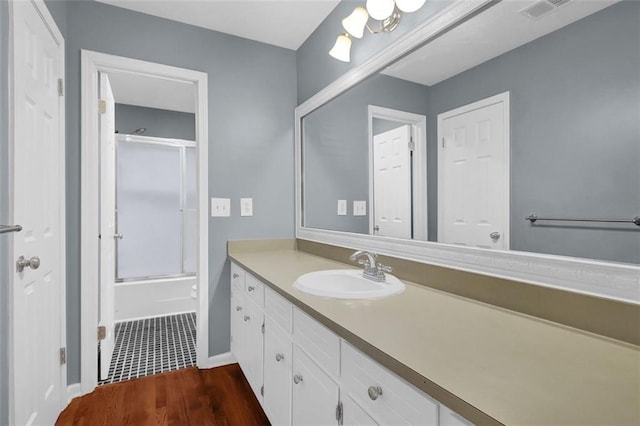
[377,263,393,274]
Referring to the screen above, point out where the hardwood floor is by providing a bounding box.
[56,364,270,425]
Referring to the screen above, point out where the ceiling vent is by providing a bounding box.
[520,0,571,20]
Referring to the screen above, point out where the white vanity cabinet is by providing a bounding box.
[229,264,264,403]
[229,262,474,426]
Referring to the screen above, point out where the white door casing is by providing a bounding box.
[98,72,116,381]
[438,92,510,249]
[10,0,66,423]
[373,125,412,239]
[80,51,209,394]
[367,105,428,241]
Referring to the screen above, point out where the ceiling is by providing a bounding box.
[383,0,621,86]
[94,0,341,50]
[107,71,196,113]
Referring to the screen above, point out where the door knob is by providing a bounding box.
[368,386,383,400]
[114,233,124,240]
[293,374,303,384]
[373,225,380,233]
[275,353,284,362]
[490,232,501,242]
[16,256,40,272]
[233,273,239,278]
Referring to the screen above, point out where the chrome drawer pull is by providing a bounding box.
[243,315,250,322]
[233,273,239,278]
[248,285,255,292]
[293,374,303,384]
[276,353,284,362]
[236,306,242,311]
[368,386,383,400]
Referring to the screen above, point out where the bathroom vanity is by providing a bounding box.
[228,240,639,425]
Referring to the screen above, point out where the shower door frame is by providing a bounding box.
[80,50,209,396]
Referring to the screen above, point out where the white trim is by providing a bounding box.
[208,352,236,369]
[7,0,67,422]
[295,0,640,305]
[368,105,428,241]
[80,50,209,396]
[116,133,197,148]
[66,384,82,405]
[437,91,510,249]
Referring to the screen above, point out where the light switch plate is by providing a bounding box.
[240,198,253,217]
[337,200,347,216]
[353,200,367,216]
[211,198,230,217]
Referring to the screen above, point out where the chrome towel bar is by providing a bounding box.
[526,214,640,227]
[0,224,22,234]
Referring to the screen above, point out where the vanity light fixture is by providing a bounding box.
[329,0,427,62]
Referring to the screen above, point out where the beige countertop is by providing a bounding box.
[228,243,640,425]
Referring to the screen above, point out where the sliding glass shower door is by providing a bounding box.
[115,137,196,281]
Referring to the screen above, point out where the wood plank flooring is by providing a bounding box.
[56,364,270,426]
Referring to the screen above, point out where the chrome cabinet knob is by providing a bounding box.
[373,225,380,233]
[293,374,303,384]
[247,286,255,292]
[233,273,239,279]
[16,256,40,273]
[243,315,250,322]
[113,233,123,240]
[275,353,284,362]
[368,386,383,400]
[236,306,242,312]
[490,231,501,241]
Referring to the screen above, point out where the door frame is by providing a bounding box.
[367,105,428,240]
[80,50,209,394]
[7,0,67,420]
[436,91,510,248]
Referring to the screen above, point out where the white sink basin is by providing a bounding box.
[294,269,405,300]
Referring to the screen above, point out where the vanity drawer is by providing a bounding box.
[341,341,438,425]
[293,307,340,378]
[245,273,265,308]
[231,262,245,291]
[265,287,292,334]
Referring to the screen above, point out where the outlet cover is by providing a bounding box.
[337,200,347,216]
[353,200,367,216]
[240,198,253,217]
[211,198,230,217]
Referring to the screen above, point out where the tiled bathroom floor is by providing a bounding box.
[99,312,197,385]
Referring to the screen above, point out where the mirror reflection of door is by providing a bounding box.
[369,106,428,241]
[373,125,412,239]
[438,92,510,249]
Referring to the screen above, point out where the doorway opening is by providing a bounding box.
[81,51,209,394]
[367,105,428,240]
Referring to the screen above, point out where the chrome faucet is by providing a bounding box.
[349,250,393,282]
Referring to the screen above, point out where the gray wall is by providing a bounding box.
[60,1,296,384]
[296,0,449,104]
[304,74,429,233]
[115,104,196,140]
[427,0,640,263]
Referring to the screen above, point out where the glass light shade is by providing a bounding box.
[395,0,427,13]
[366,0,395,20]
[329,34,351,62]
[342,7,369,39]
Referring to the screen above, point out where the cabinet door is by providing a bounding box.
[230,285,245,366]
[342,395,378,426]
[264,318,292,426]
[244,299,264,401]
[292,346,339,426]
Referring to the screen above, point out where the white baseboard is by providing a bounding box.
[208,352,236,369]
[66,383,82,404]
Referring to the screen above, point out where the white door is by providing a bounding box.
[11,0,65,423]
[264,318,293,426]
[438,93,510,249]
[229,285,244,361]
[372,125,412,239]
[292,346,339,426]
[98,72,116,380]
